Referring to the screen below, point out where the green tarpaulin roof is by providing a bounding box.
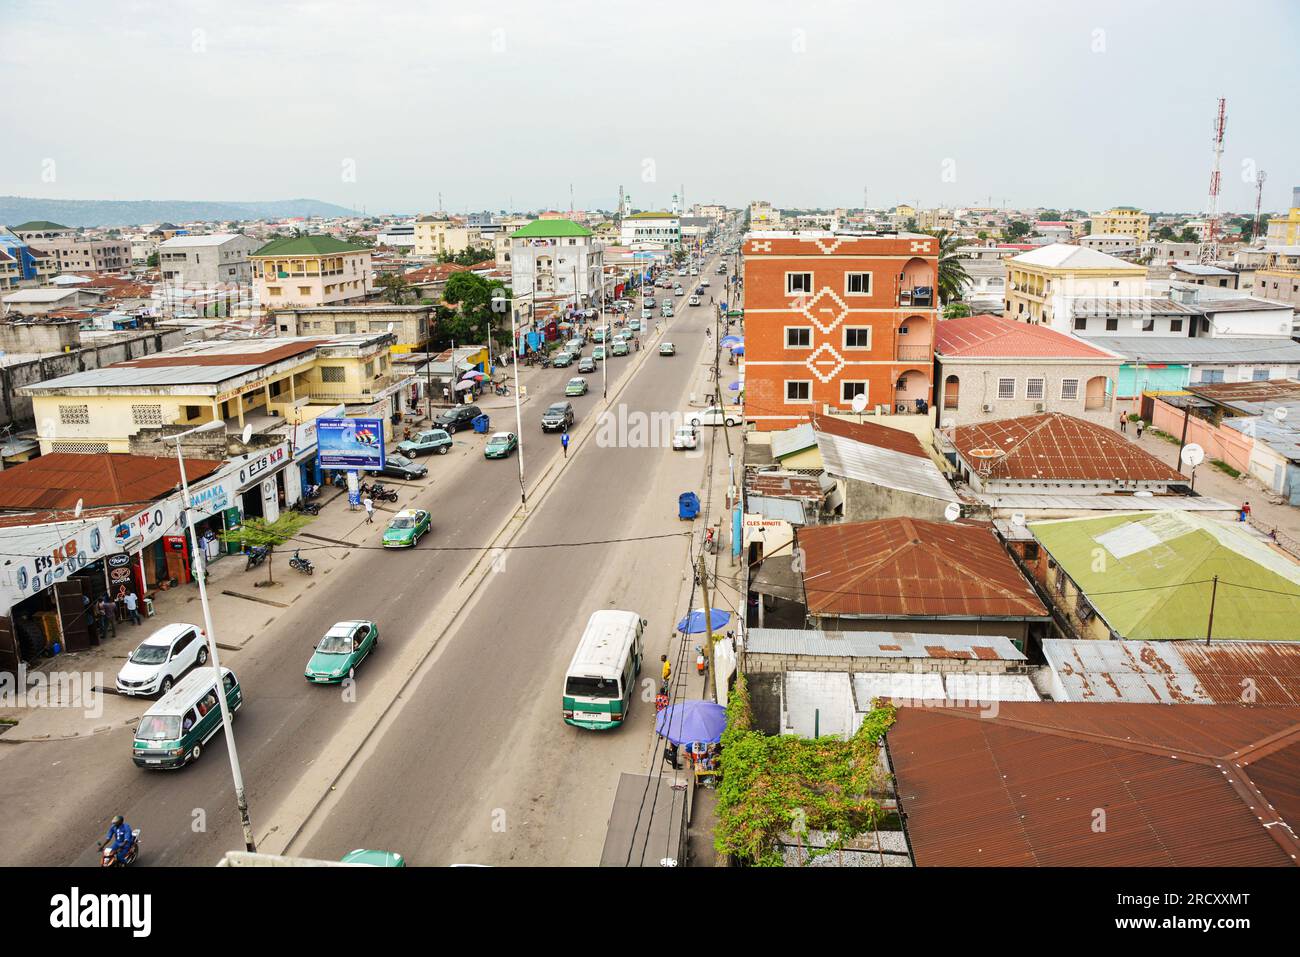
[1030,510,1300,641]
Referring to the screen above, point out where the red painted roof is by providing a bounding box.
[935,313,1120,359]
[889,703,1300,867]
[951,413,1183,483]
[0,453,223,510]
[795,517,1047,620]
[809,411,927,458]
[403,262,475,284]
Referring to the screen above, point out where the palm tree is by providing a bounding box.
[925,229,971,306]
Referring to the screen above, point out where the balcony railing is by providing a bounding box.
[898,287,934,307]
[896,344,932,361]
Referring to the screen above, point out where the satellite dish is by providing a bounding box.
[386,322,395,333]
[851,393,869,414]
[74,498,84,518]
[241,424,253,445]
[1011,512,1026,526]
[1180,442,1205,468]
[1274,406,1288,422]
[943,502,962,522]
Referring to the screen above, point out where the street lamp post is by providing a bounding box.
[168,419,257,852]
[500,288,534,514]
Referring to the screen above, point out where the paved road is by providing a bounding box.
[0,241,741,866]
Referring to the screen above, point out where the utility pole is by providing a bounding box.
[698,548,715,693]
[1253,169,1268,244]
[1205,575,1219,646]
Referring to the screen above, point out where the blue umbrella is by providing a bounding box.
[720,335,742,347]
[656,700,727,746]
[676,608,732,633]
[730,344,744,356]
[727,381,741,392]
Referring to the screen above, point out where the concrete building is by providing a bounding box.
[509,219,603,306]
[10,221,76,243]
[934,313,1121,427]
[1004,244,1147,328]
[1140,240,1201,264]
[749,201,780,229]
[1089,206,1150,243]
[1080,233,1138,254]
[157,233,259,285]
[916,208,954,232]
[375,223,416,249]
[1264,187,1300,246]
[742,231,938,430]
[620,212,680,248]
[272,304,434,354]
[34,237,132,274]
[2,287,107,316]
[412,218,479,258]
[1255,266,1300,311]
[250,235,373,308]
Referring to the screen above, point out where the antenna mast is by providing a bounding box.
[1200,97,1226,263]
[1253,169,1267,245]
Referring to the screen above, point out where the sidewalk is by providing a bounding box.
[1128,427,1300,549]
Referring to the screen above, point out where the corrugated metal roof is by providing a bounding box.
[977,493,1236,512]
[1043,638,1300,705]
[810,412,927,458]
[0,452,222,510]
[889,703,1300,867]
[748,495,807,524]
[747,628,1026,661]
[953,413,1184,483]
[817,430,958,503]
[771,423,817,460]
[745,471,824,500]
[796,518,1048,620]
[1086,336,1300,363]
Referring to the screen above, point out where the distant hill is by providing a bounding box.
[0,196,362,228]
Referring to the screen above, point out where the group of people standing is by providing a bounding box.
[85,584,141,643]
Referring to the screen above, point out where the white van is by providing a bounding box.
[562,611,645,730]
[132,666,242,769]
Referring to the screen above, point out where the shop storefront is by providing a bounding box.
[234,443,290,523]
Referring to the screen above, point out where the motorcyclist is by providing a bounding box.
[100,815,133,864]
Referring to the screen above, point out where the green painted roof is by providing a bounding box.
[13,220,70,231]
[252,235,370,257]
[1029,510,1300,641]
[627,211,677,219]
[511,219,592,238]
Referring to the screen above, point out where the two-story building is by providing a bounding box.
[620,212,680,248]
[157,233,260,285]
[251,235,373,308]
[742,231,938,430]
[1004,244,1147,328]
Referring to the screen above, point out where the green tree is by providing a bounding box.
[377,273,413,305]
[903,217,918,232]
[345,234,376,247]
[1004,220,1031,241]
[146,252,160,268]
[1177,226,1200,244]
[441,272,511,346]
[976,230,989,240]
[944,302,973,319]
[924,229,972,305]
[1039,210,1061,221]
[1155,225,1176,242]
[220,512,313,586]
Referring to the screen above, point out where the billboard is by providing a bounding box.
[316,417,385,470]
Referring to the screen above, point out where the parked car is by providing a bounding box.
[659,342,676,356]
[484,432,519,459]
[672,425,700,450]
[305,620,378,684]
[565,376,589,396]
[541,401,575,432]
[433,404,482,434]
[688,405,740,427]
[397,428,452,457]
[552,351,574,368]
[382,509,431,548]
[378,454,428,481]
[116,623,208,698]
[577,357,597,374]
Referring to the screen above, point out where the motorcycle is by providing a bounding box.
[288,549,315,576]
[245,545,270,570]
[360,482,398,503]
[98,830,141,868]
[494,384,510,397]
[292,499,321,516]
[304,484,322,500]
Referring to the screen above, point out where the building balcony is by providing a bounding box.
[898,287,934,307]
[896,344,932,361]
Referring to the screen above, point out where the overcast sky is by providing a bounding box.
[2,0,1298,216]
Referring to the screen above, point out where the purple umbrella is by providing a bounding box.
[656,700,727,746]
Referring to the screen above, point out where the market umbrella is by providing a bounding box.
[720,335,742,347]
[676,608,732,633]
[557,321,573,329]
[460,371,486,381]
[454,380,475,391]
[729,344,745,356]
[656,700,727,746]
[727,381,741,392]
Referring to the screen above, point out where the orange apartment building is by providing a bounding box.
[741,232,939,430]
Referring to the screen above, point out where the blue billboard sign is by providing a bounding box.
[317,417,385,470]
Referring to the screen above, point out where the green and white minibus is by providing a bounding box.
[562,611,645,730]
[132,666,242,769]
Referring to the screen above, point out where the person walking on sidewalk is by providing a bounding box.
[1239,501,1251,523]
[1119,413,1127,433]
[1135,419,1144,439]
[561,431,570,459]
[123,590,141,626]
[363,496,375,523]
[661,654,671,684]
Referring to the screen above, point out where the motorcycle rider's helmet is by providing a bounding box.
[111,815,124,827]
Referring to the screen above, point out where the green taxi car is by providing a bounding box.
[592,345,606,361]
[565,376,589,397]
[341,849,406,867]
[552,351,574,368]
[382,508,431,548]
[305,620,378,684]
[611,340,629,356]
[592,328,607,343]
[484,432,518,459]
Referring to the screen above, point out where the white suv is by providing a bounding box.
[116,623,208,697]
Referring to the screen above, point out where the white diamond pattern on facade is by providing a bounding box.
[804,342,845,384]
[797,287,849,334]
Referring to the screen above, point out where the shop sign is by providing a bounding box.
[237,444,289,489]
[108,552,133,587]
[113,502,174,548]
[13,524,107,596]
[317,418,385,470]
[188,477,233,518]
